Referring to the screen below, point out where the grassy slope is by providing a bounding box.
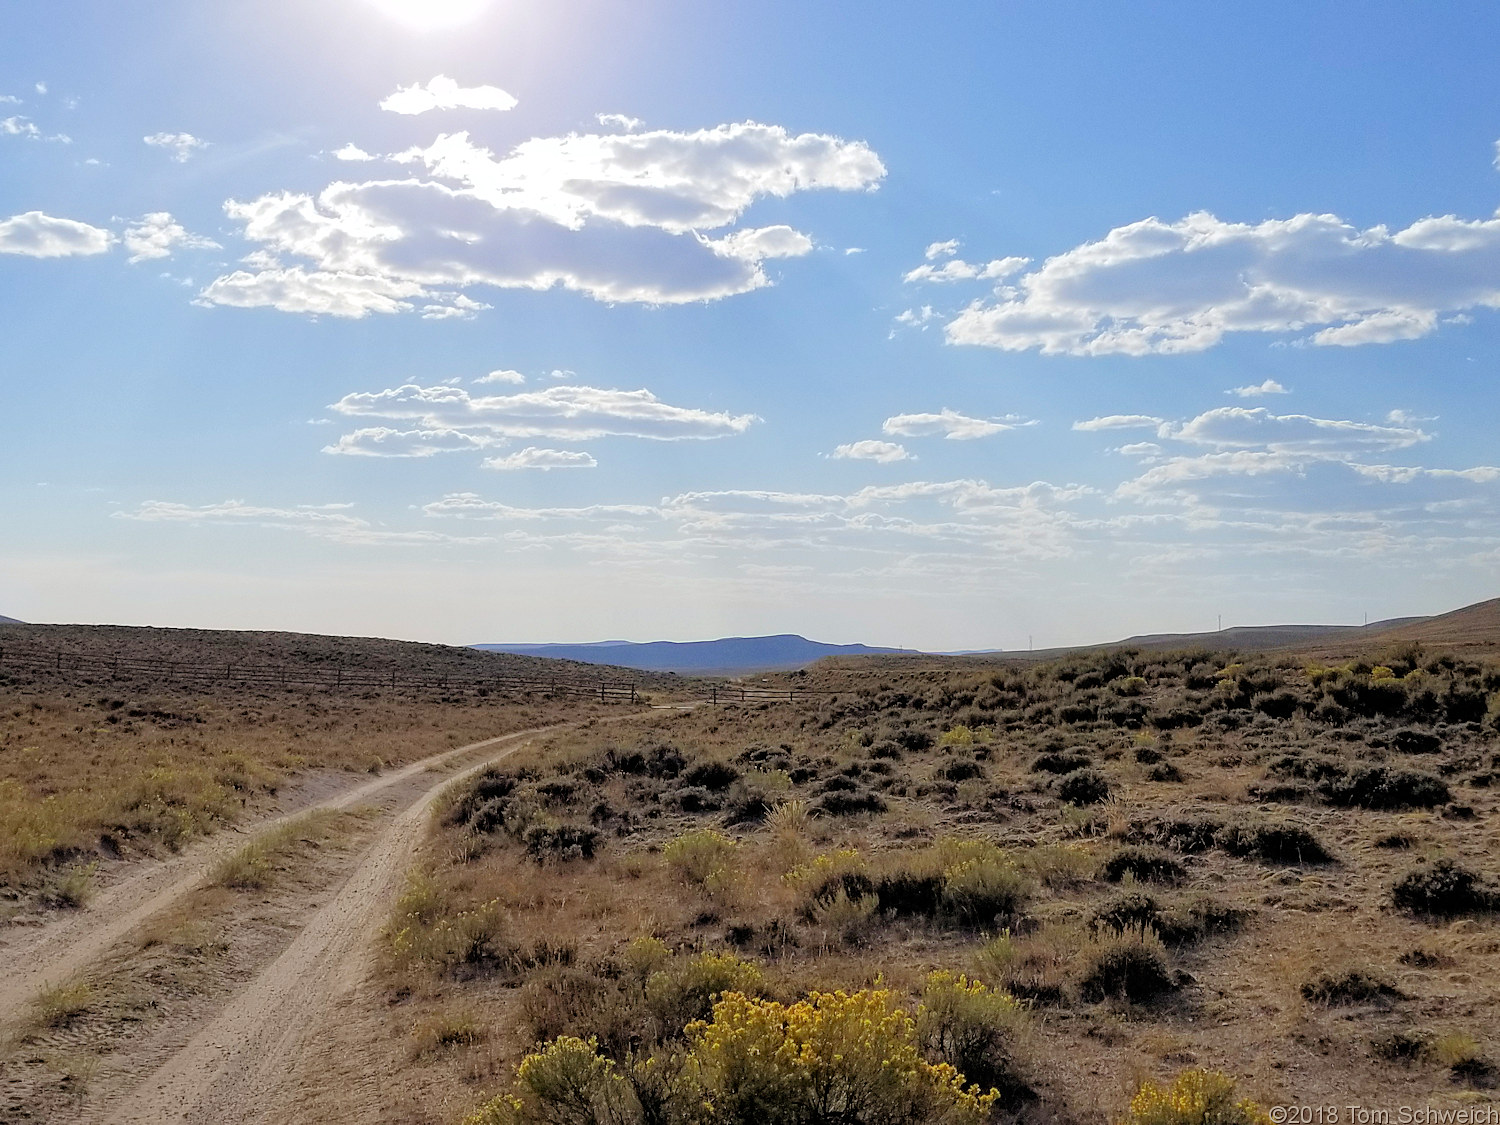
[0,626,640,893]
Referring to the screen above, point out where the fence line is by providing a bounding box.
[0,644,639,703]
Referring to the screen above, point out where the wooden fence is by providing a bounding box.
[0,643,639,703]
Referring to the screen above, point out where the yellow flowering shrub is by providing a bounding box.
[916,971,1026,1094]
[463,1035,637,1125]
[1124,1068,1270,1125]
[684,988,998,1125]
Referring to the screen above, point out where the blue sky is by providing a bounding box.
[3,0,1498,649]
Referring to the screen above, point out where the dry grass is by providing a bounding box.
[349,643,1500,1123]
[0,627,629,893]
[210,809,362,890]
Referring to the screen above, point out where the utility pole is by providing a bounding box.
[1218,614,1222,632]
[1028,635,1033,652]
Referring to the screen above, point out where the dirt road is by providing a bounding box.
[103,733,533,1124]
[0,726,561,1030]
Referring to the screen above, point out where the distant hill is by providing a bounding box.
[1307,597,1500,656]
[473,634,911,675]
[0,615,24,626]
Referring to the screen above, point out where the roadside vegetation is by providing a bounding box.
[362,641,1500,1123]
[0,630,626,900]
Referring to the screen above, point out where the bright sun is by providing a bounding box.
[365,0,492,31]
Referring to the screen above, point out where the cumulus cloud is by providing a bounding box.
[144,132,208,162]
[596,113,642,132]
[937,204,1500,356]
[831,440,913,463]
[483,447,597,470]
[381,76,518,115]
[1072,415,1164,432]
[475,368,525,384]
[2,116,38,138]
[883,409,1026,440]
[197,266,432,317]
[903,255,1029,284]
[122,212,220,263]
[1229,379,1288,398]
[321,427,491,457]
[200,121,883,314]
[0,211,112,257]
[334,143,376,161]
[325,383,757,457]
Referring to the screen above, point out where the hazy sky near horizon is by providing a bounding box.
[3,1,1499,650]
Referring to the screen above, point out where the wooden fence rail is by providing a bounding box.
[0,644,638,703]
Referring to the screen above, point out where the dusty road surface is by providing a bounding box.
[102,736,532,1124]
[0,726,561,1031]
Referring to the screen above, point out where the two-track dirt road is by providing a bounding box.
[0,723,581,1123]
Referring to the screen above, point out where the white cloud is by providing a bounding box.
[483,447,597,470]
[197,266,431,318]
[0,211,113,258]
[116,499,488,545]
[940,203,1500,356]
[0,95,20,105]
[122,212,221,263]
[1386,408,1437,426]
[903,255,1029,284]
[420,293,489,319]
[831,440,914,463]
[322,427,491,457]
[1072,415,1164,432]
[711,224,814,260]
[2,116,38,138]
[380,76,518,115]
[1228,379,1288,398]
[1118,442,1162,458]
[924,239,961,260]
[1165,406,1429,456]
[596,113,642,132]
[328,383,758,449]
[144,132,208,162]
[891,306,939,332]
[882,408,1025,441]
[476,368,525,385]
[34,82,46,95]
[202,121,883,313]
[334,143,377,161]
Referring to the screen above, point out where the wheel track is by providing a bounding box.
[0,725,563,1028]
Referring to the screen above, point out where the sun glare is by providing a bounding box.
[365,0,492,31]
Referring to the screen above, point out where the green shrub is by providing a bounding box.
[1032,751,1091,775]
[1301,969,1401,1006]
[1077,934,1175,1003]
[1057,769,1111,806]
[663,829,739,886]
[1391,859,1497,917]
[1319,766,1449,810]
[1102,847,1186,884]
[1216,822,1331,865]
[939,842,1031,926]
